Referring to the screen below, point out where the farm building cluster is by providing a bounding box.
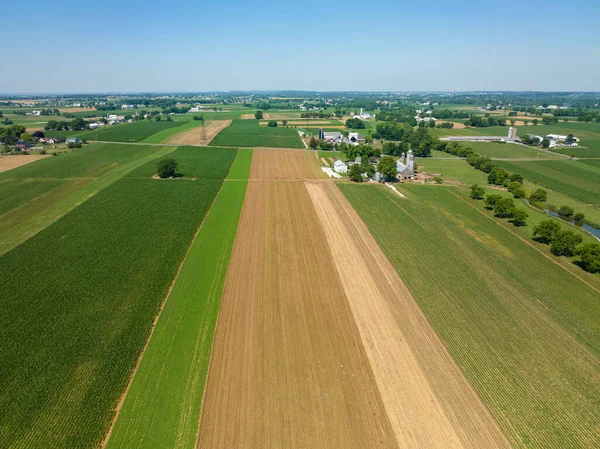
[318,128,366,145]
[441,127,521,143]
[332,150,416,181]
[527,133,579,148]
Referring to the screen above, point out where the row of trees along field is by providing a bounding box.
[469,184,599,273]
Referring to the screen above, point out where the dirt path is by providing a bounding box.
[196,159,399,448]
[164,120,232,146]
[305,181,511,448]
[0,155,50,173]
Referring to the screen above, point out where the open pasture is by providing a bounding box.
[340,183,600,449]
[0,176,225,449]
[127,145,237,179]
[210,119,303,148]
[497,160,600,205]
[106,151,250,449]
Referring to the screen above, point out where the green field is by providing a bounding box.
[45,120,184,142]
[457,142,563,160]
[210,119,303,148]
[0,175,227,448]
[106,150,251,449]
[0,143,166,236]
[417,158,489,185]
[498,160,600,205]
[126,146,237,179]
[340,183,600,449]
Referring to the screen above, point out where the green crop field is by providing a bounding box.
[497,160,600,205]
[457,142,563,159]
[210,119,303,148]
[107,150,251,449]
[127,146,237,179]
[0,175,227,449]
[45,120,184,142]
[339,183,600,449]
[0,143,164,236]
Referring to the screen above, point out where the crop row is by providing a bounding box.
[339,183,600,448]
[210,119,304,148]
[0,177,224,448]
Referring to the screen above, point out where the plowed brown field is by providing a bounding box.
[197,179,398,449]
[164,120,231,146]
[197,150,510,449]
[0,155,49,173]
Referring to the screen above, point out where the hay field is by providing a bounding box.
[197,150,509,449]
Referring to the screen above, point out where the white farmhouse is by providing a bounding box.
[333,159,348,174]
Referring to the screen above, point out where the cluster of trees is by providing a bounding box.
[436,122,454,129]
[373,124,436,157]
[432,109,470,120]
[345,118,365,129]
[267,120,278,127]
[157,158,178,178]
[44,118,88,131]
[464,116,506,127]
[300,111,333,119]
[254,110,264,119]
[0,125,27,145]
[161,106,189,114]
[471,186,528,226]
[532,220,600,272]
[348,156,375,182]
[192,115,204,121]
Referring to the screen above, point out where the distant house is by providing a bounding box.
[89,123,99,130]
[347,132,365,145]
[189,105,204,113]
[333,159,348,174]
[66,137,81,144]
[15,140,32,150]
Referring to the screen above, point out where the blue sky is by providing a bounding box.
[2,0,599,93]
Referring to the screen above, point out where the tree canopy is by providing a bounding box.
[157,158,178,178]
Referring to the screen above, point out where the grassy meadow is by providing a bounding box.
[210,119,304,148]
[340,183,600,449]
[107,150,251,449]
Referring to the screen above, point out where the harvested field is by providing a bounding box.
[262,113,271,119]
[164,120,232,146]
[0,155,49,173]
[447,121,466,129]
[306,182,510,448]
[320,157,329,166]
[250,149,315,180]
[240,114,255,120]
[197,178,398,449]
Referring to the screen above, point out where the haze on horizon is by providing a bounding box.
[2,0,599,94]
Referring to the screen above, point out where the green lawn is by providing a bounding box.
[210,119,303,148]
[417,158,489,185]
[458,142,563,159]
[126,146,237,179]
[0,176,225,449]
[497,160,600,205]
[106,151,251,449]
[340,183,600,449]
[226,148,253,179]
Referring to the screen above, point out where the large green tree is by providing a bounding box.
[576,243,600,273]
[532,220,561,244]
[550,230,583,257]
[157,158,178,178]
[377,156,397,180]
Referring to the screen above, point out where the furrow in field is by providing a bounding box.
[305,181,511,449]
[196,151,398,449]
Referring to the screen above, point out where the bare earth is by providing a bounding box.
[0,155,49,173]
[164,120,232,146]
[197,150,510,448]
[197,176,399,449]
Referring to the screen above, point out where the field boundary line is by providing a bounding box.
[192,181,250,449]
[446,188,600,295]
[101,177,226,449]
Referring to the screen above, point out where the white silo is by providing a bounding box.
[407,150,415,171]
